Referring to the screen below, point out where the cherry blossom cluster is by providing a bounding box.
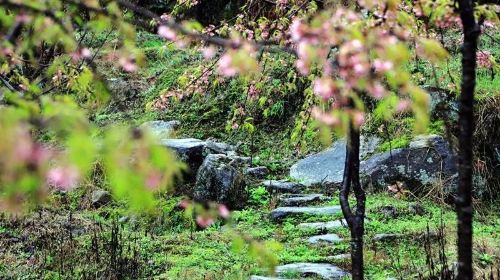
[0,123,82,211]
[477,51,494,69]
[178,199,230,228]
[287,4,423,130]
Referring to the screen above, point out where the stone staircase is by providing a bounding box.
[250,180,351,280]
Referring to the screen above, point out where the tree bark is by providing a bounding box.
[339,119,365,280]
[456,1,479,279]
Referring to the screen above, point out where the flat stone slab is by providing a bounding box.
[262,180,305,194]
[308,234,343,244]
[270,206,342,221]
[161,138,206,151]
[297,220,346,230]
[373,233,404,242]
[279,194,330,207]
[326,254,350,261]
[289,137,380,186]
[276,263,350,279]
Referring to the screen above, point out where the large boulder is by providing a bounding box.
[289,136,380,186]
[193,154,248,209]
[161,138,206,180]
[361,135,458,193]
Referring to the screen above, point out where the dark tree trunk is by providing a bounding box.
[456,1,480,279]
[339,119,365,280]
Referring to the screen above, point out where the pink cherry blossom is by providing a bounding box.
[218,204,230,219]
[119,57,138,72]
[46,166,80,190]
[202,46,216,59]
[311,107,340,126]
[178,199,191,209]
[477,51,493,69]
[196,216,214,228]
[145,172,162,190]
[373,59,393,72]
[352,111,365,127]
[290,19,305,42]
[158,25,177,41]
[313,78,337,100]
[218,53,238,77]
[396,99,411,112]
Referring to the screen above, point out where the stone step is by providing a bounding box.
[270,206,342,221]
[279,194,330,207]
[308,234,343,244]
[276,263,350,280]
[326,254,350,261]
[262,180,305,194]
[297,220,346,230]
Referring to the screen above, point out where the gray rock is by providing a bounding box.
[297,220,346,230]
[193,154,247,209]
[426,86,459,122]
[379,205,398,219]
[118,216,129,224]
[91,190,111,207]
[361,135,458,194]
[291,135,459,195]
[161,138,206,179]
[270,206,342,221]
[408,203,426,215]
[308,234,343,244]
[228,155,252,165]
[140,120,180,139]
[276,263,350,279]
[373,233,403,242]
[279,194,330,207]
[262,180,305,194]
[245,166,269,179]
[289,136,380,187]
[203,139,236,155]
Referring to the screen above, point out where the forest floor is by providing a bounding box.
[0,32,499,280]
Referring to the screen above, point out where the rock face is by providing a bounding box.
[289,136,380,186]
[193,154,247,209]
[262,180,305,193]
[161,138,206,178]
[270,206,342,221]
[140,120,180,139]
[361,135,458,193]
[279,194,330,207]
[91,190,111,207]
[290,134,458,193]
[276,263,350,279]
[308,234,343,244]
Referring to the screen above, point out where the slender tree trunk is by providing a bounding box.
[456,1,479,279]
[339,119,365,280]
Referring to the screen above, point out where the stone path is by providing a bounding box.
[250,179,350,280]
